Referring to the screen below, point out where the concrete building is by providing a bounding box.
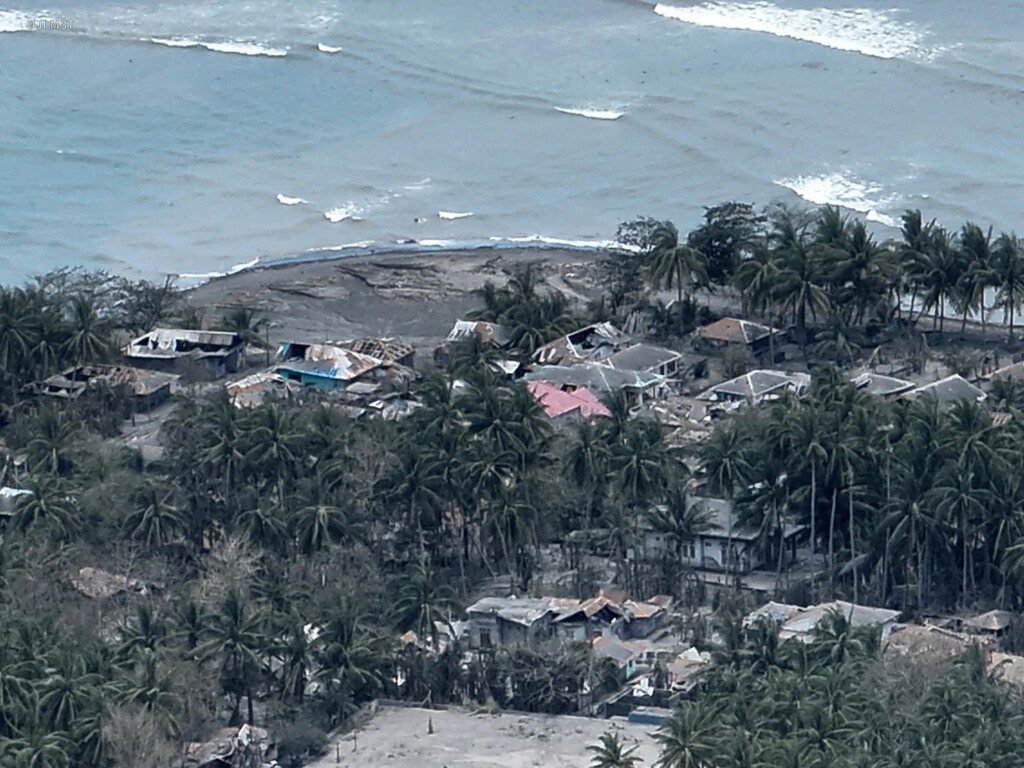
[697,370,811,405]
[465,597,554,649]
[641,496,804,575]
[695,317,783,356]
[525,381,610,428]
[523,364,667,407]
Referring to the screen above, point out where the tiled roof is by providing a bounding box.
[698,317,778,345]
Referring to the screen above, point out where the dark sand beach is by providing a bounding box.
[185,248,604,351]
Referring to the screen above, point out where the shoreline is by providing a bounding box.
[185,245,608,351]
[179,238,627,288]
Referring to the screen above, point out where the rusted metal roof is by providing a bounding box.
[344,337,415,363]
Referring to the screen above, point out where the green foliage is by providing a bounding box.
[722,345,752,378]
[653,615,1024,768]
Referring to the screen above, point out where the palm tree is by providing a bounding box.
[313,601,386,726]
[25,405,79,476]
[291,493,347,556]
[221,305,267,348]
[566,420,612,533]
[13,477,80,542]
[393,562,456,649]
[928,468,991,607]
[649,220,710,306]
[243,402,302,500]
[993,231,1024,340]
[655,704,720,768]
[268,611,315,703]
[197,590,267,725]
[0,730,71,768]
[732,247,779,321]
[124,478,186,552]
[37,653,101,733]
[589,731,641,768]
[62,294,111,364]
[955,222,996,332]
[910,224,964,334]
[770,207,829,341]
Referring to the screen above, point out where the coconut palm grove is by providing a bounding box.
[3,203,1024,766]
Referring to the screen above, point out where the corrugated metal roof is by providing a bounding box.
[125,328,242,358]
[276,342,384,382]
[446,320,510,346]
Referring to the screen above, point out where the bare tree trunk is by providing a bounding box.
[849,469,857,604]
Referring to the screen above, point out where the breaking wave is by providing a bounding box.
[150,37,287,56]
[774,172,899,227]
[317,43,343,53]
[0,10,30,32]
[276,194,307,206]
[554,107,625,120]
[653,2,934,61]
[178,256,260,282]
[438,210,473,220]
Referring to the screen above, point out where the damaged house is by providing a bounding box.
[533,322,631,366]
[523,364,668,407]
[275,341,415,398]
[123,329,244,380]
[695,317,783,357]
[465,596,555,649]
[525,380,610,427]
[35,364,177,410]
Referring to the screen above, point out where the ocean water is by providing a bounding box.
[1,0,1023,285]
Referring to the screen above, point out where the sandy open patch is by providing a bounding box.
[308,705,662,768]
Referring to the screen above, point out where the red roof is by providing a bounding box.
[526,381,610,420]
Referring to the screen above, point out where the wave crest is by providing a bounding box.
[438,210,473,220]
[654,2,933,61]
[276,194,307,206]
[555,107,625,120]
[150,37,287,57]
[774,172,898,227]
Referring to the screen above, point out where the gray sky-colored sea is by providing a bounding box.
[1,0,1022,284]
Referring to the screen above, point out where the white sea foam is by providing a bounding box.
[495,235,634,250]
[324,194,392,223]
[417,239,458,247]
[438,210,473,220]
[150,37,287,57]
[0,10,30,32]
[179,256,260,281]
[276,193,307,206]
[403,178,432,191]
[317,43,344,53]
[555,107,625,120]
[774,172,898,226]
[324,205,365,223]
[654,2,932,61]
[317,241,375,252]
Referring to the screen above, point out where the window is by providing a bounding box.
[479,628,492,648]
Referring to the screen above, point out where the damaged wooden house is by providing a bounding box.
[123,328,245,380]
[274,341,416,401]
[33,364,177,410]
